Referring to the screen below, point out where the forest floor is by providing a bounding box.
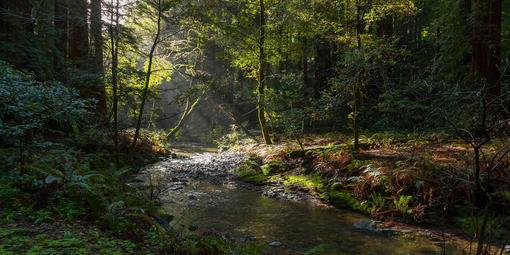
[0,220,143,254]
[2,131,508,254]
[227,131,510,251]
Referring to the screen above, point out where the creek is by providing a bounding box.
[141,149,460,254]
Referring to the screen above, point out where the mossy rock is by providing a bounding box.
[260,160,287,176]
[283,175,325,193]
[235,156,268,185]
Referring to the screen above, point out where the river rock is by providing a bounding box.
[505,245,510,254]
[269,241,282,247]
[330,182,343,191]
[353,220,381,233]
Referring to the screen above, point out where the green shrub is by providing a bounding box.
[369,193,386,214]
[260,160,286,176]
[393,195,413,217]
[326,190,370,214]
[0,61,91,140]
[235,155,267,184]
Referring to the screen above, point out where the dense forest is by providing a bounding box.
[1,0,510,254]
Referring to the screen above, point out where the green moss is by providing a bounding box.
[241,173,268,184]
[235,155,268,184]
[260,159,286,176]
[326,190,370,214]
[284,175,324,192]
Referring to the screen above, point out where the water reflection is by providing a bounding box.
[162,181,455,254]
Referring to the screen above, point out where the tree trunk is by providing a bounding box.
[258,0,272,145]
[166,92,205,140]
[90,0,107,114]
[68,0,89,67]
[314,38,332,95]
[1,1,35,70]
[472,0,502,97]
[217,105,255,138]
[353,0,363,152]
[55,0,69,76]
[36,0,56,80]
[110,0,120,169]
[0,1,12,42]
[132,0,162,148]
[302,38,311,97]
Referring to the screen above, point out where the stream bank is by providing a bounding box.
[139,150,470,254]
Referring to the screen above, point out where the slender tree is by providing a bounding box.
[352,0,363,152]
[131,0,163,148]
[109,0,120,168]
[258,0,272,144]
[166,90,205,140]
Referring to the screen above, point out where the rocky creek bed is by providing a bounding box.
[139,152,319,202]
[136,151,473,254]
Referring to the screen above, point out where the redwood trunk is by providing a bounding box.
[472,0,502,97]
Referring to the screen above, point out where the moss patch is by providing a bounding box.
[235,154,268,184]
[284,175,324,192]
[325,190,370,214]
[260,159,286,176]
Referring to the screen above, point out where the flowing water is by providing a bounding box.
[143,151,460,254]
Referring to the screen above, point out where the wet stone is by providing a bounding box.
[269,241,282,247]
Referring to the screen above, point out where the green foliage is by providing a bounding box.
[393,195,413,217]
[0,62,91,139]
[179,234,264,255]
[235,154,267,184]
[325,190,371,214]
[0,225,138,255]
[284,175,324,192]
[454,206,509,241]
[260,160,286,176]
[214,125,251,150]
[346,160,371,172]
[369,193,387,214]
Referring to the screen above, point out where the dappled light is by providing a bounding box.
[1,0,510,254]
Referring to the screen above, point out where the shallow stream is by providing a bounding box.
[143,150,459,254]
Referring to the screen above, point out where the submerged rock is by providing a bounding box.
[269,241,282,247]
[353,220,382,233]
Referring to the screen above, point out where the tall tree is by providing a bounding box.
[258,0,272,144]
[90,0,107,113]
[109,0,120,168]
[55,0,69,62]
[35,0,57,80]
[131,0,164,148]
[472,0,502,96]
[68,0,89,67]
